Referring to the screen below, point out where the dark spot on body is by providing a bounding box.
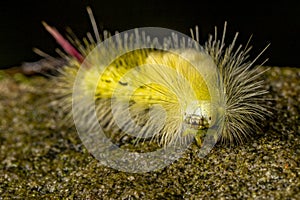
[119,81,128,86]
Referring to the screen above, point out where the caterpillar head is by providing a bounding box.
[184,100,212,130]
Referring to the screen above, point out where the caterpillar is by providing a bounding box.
[38,7,270,171]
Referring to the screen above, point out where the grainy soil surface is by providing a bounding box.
[0,67,299,199]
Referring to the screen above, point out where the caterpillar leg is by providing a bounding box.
[182,128,207,147]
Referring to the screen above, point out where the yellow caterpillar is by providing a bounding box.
[42,7,270,153]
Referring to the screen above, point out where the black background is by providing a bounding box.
[1,0,299,68]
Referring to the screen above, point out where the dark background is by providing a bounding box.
[1,0,299,68]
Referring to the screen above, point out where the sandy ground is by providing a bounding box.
[0,67,299,199]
